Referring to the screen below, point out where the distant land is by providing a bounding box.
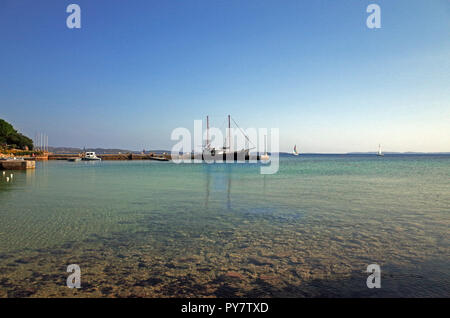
[47,147,450,155]
[346,152,450,155]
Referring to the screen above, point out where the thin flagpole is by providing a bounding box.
[206,115,209,148]
[228,115,231,151]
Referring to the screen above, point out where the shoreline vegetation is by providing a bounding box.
[0,119,33,151]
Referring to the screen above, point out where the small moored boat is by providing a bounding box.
[149,156,169,161]
[82,152,101,161]
[260,135,270,161]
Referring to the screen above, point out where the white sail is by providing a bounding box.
[293,145,299,156]
[377,144,383,156]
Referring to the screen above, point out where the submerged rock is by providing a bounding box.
[225,271,244,280]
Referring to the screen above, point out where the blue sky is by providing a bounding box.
[0,0,449,152]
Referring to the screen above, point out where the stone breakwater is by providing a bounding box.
[48,153,171,161]
[0,160,35,170]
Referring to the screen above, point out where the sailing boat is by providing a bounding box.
[292,145,299,156]
[261,135,270,161]
[377,144,384,157]
[202,115,251,160]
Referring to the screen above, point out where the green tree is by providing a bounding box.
[0,119,34,150]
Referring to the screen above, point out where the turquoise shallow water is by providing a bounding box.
[0,155,449,297]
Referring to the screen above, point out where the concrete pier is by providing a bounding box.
[48,153,171,161]
[0,160,35,170]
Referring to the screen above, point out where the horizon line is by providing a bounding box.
[44,146,450,155]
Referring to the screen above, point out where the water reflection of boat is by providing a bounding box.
[204,166,232,210]
[67,158,81,162]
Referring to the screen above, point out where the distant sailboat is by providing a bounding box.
[261,135,270,161]
[377,144,384,157]
[293,145,299,156]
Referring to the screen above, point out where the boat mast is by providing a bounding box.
[264,135,267,155]
[228,115,231,151]
[206,115,209,148]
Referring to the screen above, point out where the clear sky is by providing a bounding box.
[0,0,449,152]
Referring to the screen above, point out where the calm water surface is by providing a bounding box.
[0,155,449,297]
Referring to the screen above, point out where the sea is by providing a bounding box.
[0,154,449,297]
